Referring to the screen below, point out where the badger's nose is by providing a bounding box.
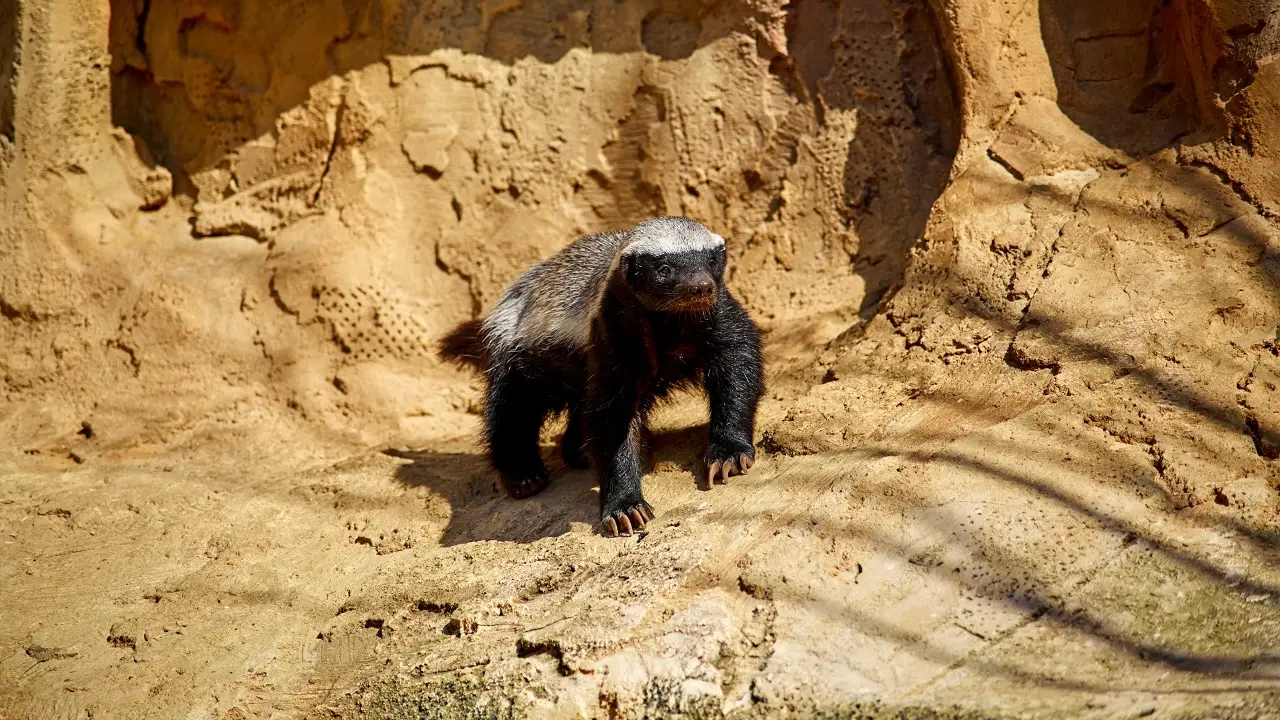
[695,279,715,295]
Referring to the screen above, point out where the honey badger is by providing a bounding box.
[439,216,764,537]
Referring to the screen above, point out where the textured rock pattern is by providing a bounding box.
[0,0,1277,718]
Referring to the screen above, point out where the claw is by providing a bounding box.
[628,508,647,531]
[602,501,656,537]
[708,461,722,484]
[720,458,736,483]
[739,453,754,471]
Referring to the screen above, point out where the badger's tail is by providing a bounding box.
[438,318,489,372]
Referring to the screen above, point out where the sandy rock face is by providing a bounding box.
[4,0,958,449]
[0,0,1278,718]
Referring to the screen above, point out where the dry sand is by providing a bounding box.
[1,0,1278,717]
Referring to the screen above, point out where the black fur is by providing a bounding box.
[478,337,590,499]
[437,218,765,536]
[586,252,764,535]
[438,319,488,371]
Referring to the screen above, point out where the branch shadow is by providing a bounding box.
[748,19,1279,682]
[702,428,1280,692]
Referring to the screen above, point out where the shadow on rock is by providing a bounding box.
[385,423,713,545]
[384,446,593,546]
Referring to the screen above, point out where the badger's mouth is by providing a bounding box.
[657,293,718,313]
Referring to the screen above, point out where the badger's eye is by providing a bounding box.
[656,264,673,279]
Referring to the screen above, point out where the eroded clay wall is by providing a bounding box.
[0,0,1276,468]
[2,0,959,451]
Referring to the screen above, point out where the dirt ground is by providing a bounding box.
[2,0,1280,718]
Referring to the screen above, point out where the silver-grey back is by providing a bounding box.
[479,217,723,362]
[481,230,630,357]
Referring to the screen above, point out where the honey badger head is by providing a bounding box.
[618,217,727,312]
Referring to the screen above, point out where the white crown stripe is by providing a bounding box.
[620,233,725,257]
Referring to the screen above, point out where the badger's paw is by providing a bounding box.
[504,471,550,499]
[600,499,655,537]
[705,440,755,485]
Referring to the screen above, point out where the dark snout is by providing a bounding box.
[693,274,715,297]
[677,271,717,310]
[635,262,721,313]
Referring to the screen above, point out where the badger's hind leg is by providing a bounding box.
[483,368,552,499]
[560,404,589,469]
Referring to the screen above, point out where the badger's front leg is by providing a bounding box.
[704,294,765,484]
[585,360,655,537]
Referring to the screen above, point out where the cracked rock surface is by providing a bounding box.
[2,0,1279,718]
